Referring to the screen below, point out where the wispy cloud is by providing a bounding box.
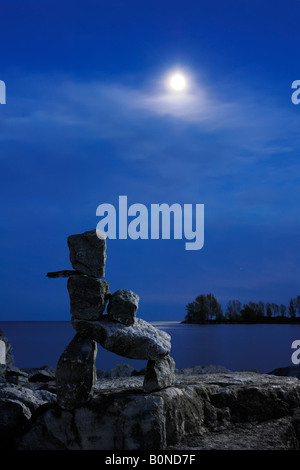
[1,71,300,210]
[1,72,299,158]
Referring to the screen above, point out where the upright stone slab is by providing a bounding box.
[143,356,175,393]
[0,332,6,376]
[0,340,5,365]
[67,276,110,320]
[0,332,14,367]
[56,334,97,410]
[107,289,139,326]
[67,229,106,278]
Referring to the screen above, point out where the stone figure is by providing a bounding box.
[47,229,175,409]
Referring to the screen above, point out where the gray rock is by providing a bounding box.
[143,356,175,392]
[5,366,29,385]
[67,276,110,320]
[111,363,135,378]
[67,229,106,278]
[0,365,6,378]
[94,375,144,391]
[96,369,110,379]
[107,289,139,326]
[0,384,56,449]
[268,365,300,379]
[71,316,171,360]
[16,393,165,450]
[13,372,300,450]
[56,334,97,410]
[131,367,146,376]
[175,364,232,375]
[22,366,56,383]
[0,385,56,414]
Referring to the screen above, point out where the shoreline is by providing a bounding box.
[181,317,300,325]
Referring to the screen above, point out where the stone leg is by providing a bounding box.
[56,334,97,410]
[143,355,175,393]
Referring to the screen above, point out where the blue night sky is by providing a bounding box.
[0,0,300,321]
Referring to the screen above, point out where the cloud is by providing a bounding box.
[1,71,300,211]
[2,71,299,159]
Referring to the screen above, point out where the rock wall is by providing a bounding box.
[1,370,300,450]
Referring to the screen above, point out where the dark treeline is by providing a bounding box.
[184,294,300,324]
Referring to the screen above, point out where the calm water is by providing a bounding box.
[0,321,299,373]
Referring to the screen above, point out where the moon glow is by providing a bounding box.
[168,72,187,91]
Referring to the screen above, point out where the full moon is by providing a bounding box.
[169,72,187,91]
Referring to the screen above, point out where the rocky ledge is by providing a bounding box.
[1,367,300,450]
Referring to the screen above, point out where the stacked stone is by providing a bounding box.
[47,229,175,410]
[47,230,107,410]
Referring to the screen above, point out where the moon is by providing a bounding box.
[168,72,187,91]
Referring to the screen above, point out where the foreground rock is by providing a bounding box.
[72,317,171,360]
[268,365,300,379]
[22,366,56,383]
[1,371,300,450]
[0,384,56,449]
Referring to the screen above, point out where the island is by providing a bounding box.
[182,294,300,324]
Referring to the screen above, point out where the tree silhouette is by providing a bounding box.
[289,298,296,319]
[185,294,223,323]
[185,294,300,323]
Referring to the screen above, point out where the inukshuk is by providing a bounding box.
[47,229,175,410]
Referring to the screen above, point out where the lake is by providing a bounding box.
[0,321,299,373]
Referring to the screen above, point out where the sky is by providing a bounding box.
[0,0,300,321]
